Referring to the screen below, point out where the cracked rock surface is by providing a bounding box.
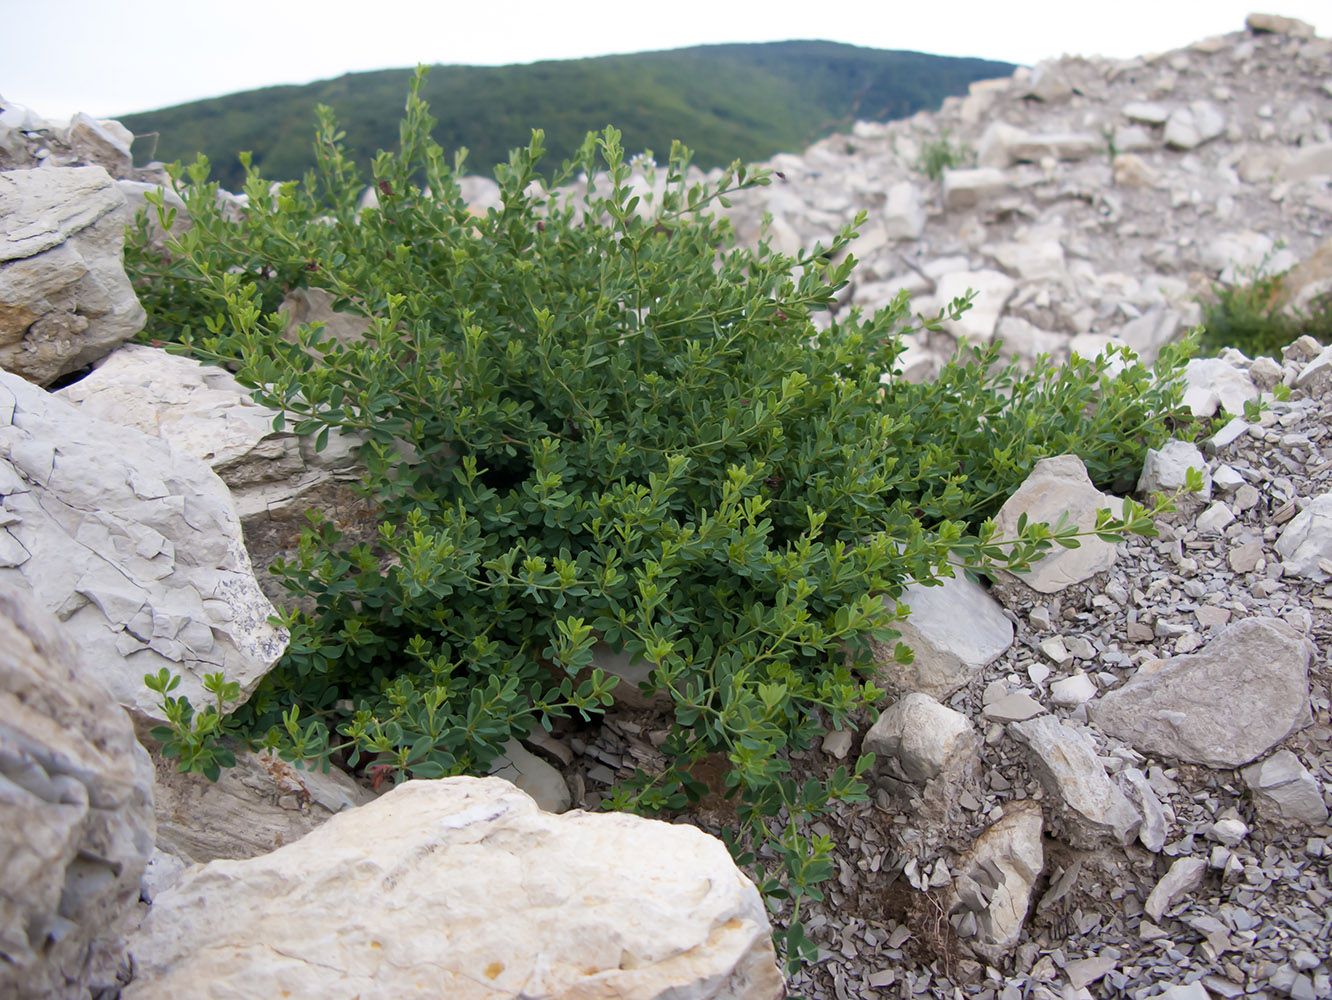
[0,368,287,718]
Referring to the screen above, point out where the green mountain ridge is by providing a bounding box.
[119,41,1015,190]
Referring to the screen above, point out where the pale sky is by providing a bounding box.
[4,1,1325,121]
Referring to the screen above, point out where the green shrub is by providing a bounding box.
[916,130,971,180]
[128,68,1192,971]
[1197,251,1332,358]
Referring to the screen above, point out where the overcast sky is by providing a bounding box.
[4,1,1325,121]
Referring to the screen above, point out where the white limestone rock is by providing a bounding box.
[1246,12,1316,37]
[996,316,1066,359]
[1026,64,1073,103]
[1203,232,1297,286]
[933,269,1017,344]
[489,736,572,813]
[1049,671,1098,707]
[0,166,146,386]
[0,368,287,719]
[1091,617,1313,768]
[1242,750,1330,827]
[1007,132,1102,164]
[1164,101,1227,150]
[1275,492,1332,581]
[125,777,785,1000]
[591,641,672,711]
[1118,308,1183,362]
[1113,153,1161,187]
[1112,126,1157,152]
[1120,767,1170,853]
[1144,857,1207,922]
[959,78,1012,127]
[1247,355,1285,390]
[977,122,1029,168]
[947,801,1044,963]
[1276,143,1332,183]
[1182,357,1258,418]
[1138,439,1212,500]
[1122,101,1171,125]
[865,692,978,786]
[1282,238,1332,319]
[277,285,374,348]
[116,180,190,250]
[458,175,503,213]
[56,344,373,608]
[882,181,926,240]
[0,588,155,1000]
[66,113,134,178]
[871,573,1013,699]
[983,691,1045,722]
[986,239,1066,281]
[1009,716,1141,847]
[55,345,363,484]
[941,167,1013,211]
[994,455,1124,594]
[1207,816,1249,847]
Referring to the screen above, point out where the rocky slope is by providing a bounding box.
[707,11,1332,380]
[1,11,1329,1000]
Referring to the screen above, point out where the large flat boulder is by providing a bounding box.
[0,588,155,999]
[0,369,287,718]
[1091,618,1313,768]
[0,166,145,386]
[125,777,785,1000]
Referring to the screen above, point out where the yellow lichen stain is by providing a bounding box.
[369,940,382,949]
[484,961,504,980]
[724,918,743,931]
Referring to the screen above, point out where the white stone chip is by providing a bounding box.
[1144,856,1207,921]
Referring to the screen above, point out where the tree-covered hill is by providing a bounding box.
[119,41,1014,189]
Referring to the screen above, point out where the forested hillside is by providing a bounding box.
[119,41,1013,187]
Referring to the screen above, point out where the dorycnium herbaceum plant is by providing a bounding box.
[126,67,1198,974]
